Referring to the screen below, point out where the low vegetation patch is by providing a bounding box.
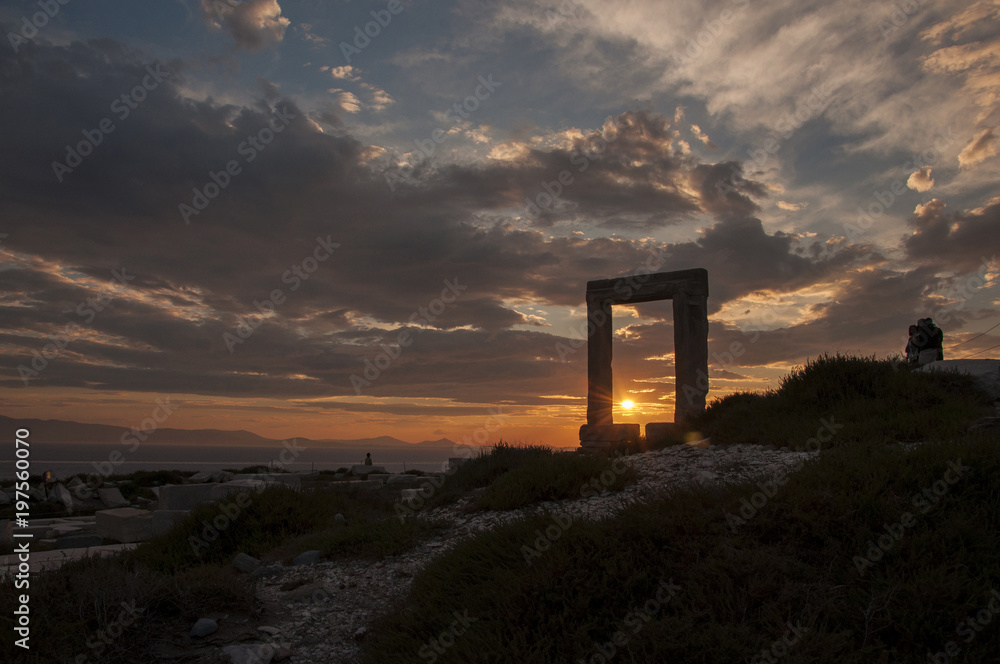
[0,555,255,663]
[421,442,633,511]
[696,353,993,448]
[362,434,1000,663]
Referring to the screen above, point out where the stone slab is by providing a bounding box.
[645,422,681,445]
[98,487,129,508]
[51,483,74,511]
[350,465,387,476]
[329,480,381,491]
[210,479,268,501]
[385,474,422,486]
[234,473,301,490]
[151,510,190,536]
[919,359,1000,399]
[580,423,641,447]
[56,534,104,549]
[157,483,216,511]
[96,508,152,543]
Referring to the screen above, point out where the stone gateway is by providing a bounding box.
[580,268,709,448]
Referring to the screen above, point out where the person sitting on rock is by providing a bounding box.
[364,453,373,466]
[905,325,920,365]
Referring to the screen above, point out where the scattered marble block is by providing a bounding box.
[232,552,261,573]
[234,473,301,490]
[367,474,390,483]
[56,534,104,549]
[51,483,74,511]
[350,465,387,476]
[98,487,129,508]
[645,422,680,445]
[292,550,322,566]
[210,479,268,501]
[386,474,421,486]
[96,508,153,543]
[190,618,218,638]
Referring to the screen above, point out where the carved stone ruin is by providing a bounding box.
[579,268,709,448]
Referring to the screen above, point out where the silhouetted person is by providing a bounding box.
[364,452,373,466]
[905,325,919,365]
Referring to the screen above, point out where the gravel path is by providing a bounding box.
[217,443,819,663]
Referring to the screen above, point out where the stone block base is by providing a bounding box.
[158,483,216,511]
[645,422,681,445]
[96,508,152,543]
[580,423,641,448]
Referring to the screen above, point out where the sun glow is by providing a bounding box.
[621,400,634,410]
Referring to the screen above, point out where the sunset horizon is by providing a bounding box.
[2,0,998,450]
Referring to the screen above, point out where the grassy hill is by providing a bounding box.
[2,354,997,663]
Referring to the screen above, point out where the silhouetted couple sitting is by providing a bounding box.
[905,318,943,366]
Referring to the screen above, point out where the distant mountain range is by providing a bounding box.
[1,415,458,449]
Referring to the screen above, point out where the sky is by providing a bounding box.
[1,0,998,448]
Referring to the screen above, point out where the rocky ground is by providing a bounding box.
[172,442,819,664]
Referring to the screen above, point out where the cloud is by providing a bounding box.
[906,166,935,191]
[0,37,970,414]
[690,124,717,149]
[958,128,998,168]
[329,65,361,81]
[200,0,290,52]
[777,201,808,211]
[905,198,1000,274]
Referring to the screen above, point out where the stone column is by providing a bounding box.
[672,291,709,424]
[586,296,614,426]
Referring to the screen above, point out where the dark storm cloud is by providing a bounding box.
[904,198,1000,275]
[0,37,906,405]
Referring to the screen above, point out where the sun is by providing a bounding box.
[621,400,634,410]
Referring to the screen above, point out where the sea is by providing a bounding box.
[1,442,457,481]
